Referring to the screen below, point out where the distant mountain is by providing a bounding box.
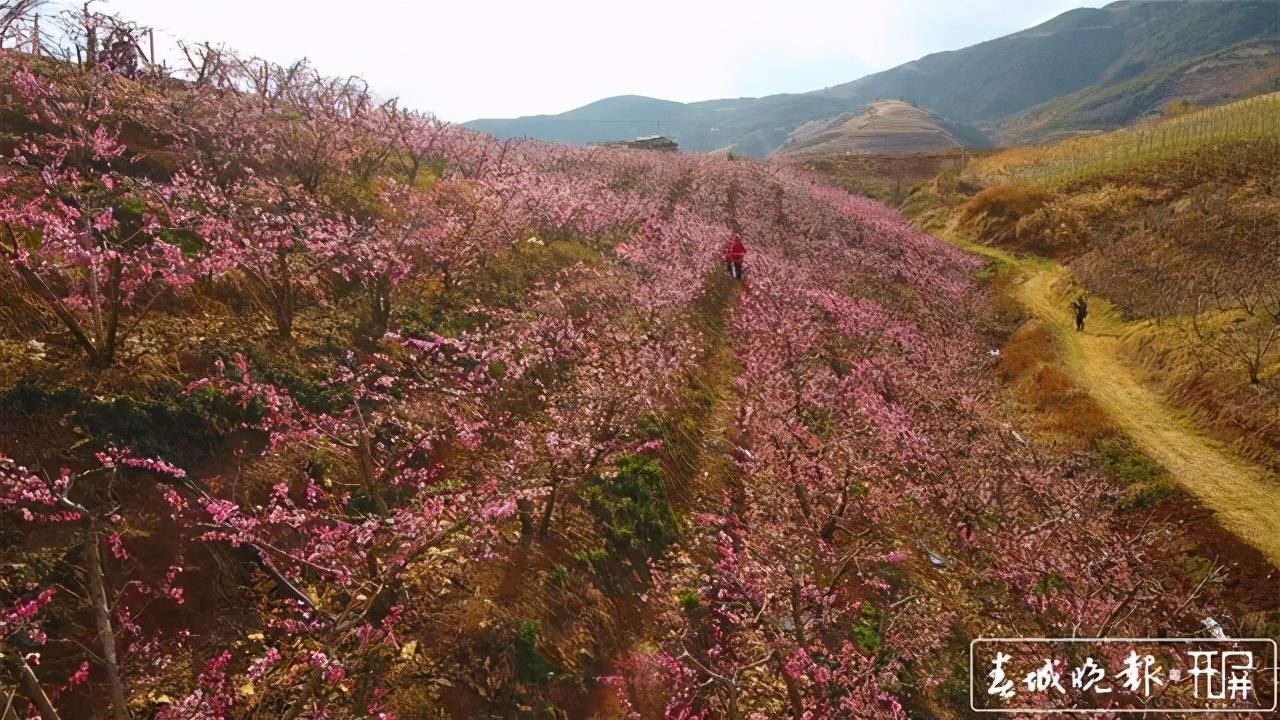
[464,93,851,159]
[774,101,992,158]
[465,0,1280,156]
[999,39,1280,143]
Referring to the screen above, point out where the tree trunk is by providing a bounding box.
[789,573,806,646]
[353,413,390,516]
[537,481,559,541]
[350,654,388,715]
[4,651,62,720]
[820,485,850,543]
[100,259,123,367]
[10,262,102,366]
[793,481,813,522]
[779,661,805,720]
[369,279,391,336]
[84,526,128,720]
[86,25,96,69]
[724,682,741,720]
[275,249,294,339]
[517,498,536,546]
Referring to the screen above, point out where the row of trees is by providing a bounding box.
[606,185,1230,717]
[973,92,1280,186]
[0,14,748,716]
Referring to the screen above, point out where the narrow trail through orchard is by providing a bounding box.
[951,235,1280,567]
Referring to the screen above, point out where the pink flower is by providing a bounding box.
[107,534,129,560]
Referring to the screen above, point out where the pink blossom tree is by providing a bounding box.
[0,63,200,367]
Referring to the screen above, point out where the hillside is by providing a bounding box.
[901,93,1280,483]
[5,15,1278,720]
[465,0,1280,156]
[1000,39,1280,143]
[818,0,1280,135]
[773,100,989,158]
[795,151,970,206]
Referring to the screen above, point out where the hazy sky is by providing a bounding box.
[65,0,1106,122]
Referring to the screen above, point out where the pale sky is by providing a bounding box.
[62,0,1106,122]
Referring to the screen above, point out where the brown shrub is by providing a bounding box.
[959,183,1053,226]
[960,183,1054,248]
[1033,365,1078,398]
[996,319,1055,381]
[998,319,1115,447]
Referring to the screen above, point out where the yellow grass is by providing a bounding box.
[969,92,1280,186]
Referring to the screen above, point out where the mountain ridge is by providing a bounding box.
[464,0,1280,156]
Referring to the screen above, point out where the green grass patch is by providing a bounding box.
[1097,437,1177,509]
[0,381,231,466]
[676,588,704,617]
[545,563,572,589]
[514,618,557,686]
[851,604,884,654]
[584,455,679,569]
[399,238,601,338]
[1183,555,1215,586]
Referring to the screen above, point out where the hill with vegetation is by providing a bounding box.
[772,100,990,158]
[998,39,1280,144]
[466,0,1280,156]
[792,151,970,207]
[1,7,1276,720]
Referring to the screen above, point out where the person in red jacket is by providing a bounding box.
[723,233,746,280]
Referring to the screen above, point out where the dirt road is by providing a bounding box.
[960,238,1280,566]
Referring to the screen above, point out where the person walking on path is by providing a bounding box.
[723,233,746,281]
[1071,295,1089,332]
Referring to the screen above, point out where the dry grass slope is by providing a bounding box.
[970,92,1280,186]
[775,101,977,159]
[959,236,1280,565]
[949,134,1280,471]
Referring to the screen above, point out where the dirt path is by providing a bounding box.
[956,237,1280,567]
